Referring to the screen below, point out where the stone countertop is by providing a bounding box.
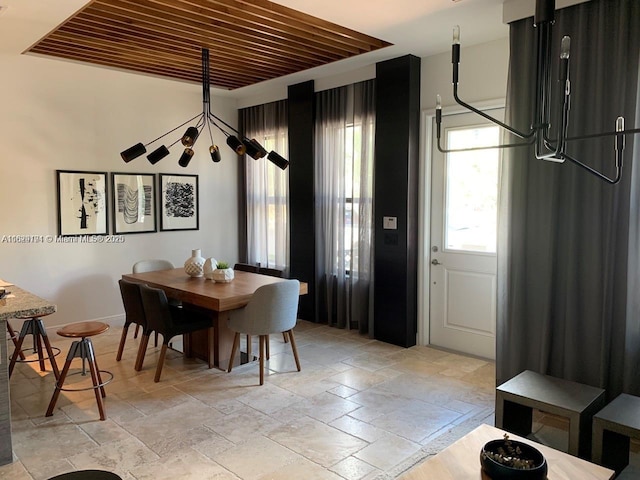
[0,285,56,321]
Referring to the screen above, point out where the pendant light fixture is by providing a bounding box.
[435,0,639,184]
[120,48,289,170]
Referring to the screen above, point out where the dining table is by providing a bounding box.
[0,282,57,466]
[121,268,308,370]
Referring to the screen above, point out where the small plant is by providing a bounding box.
[216,261,229,269]
[482,434,536,470]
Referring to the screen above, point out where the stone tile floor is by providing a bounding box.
[2,320,496,479]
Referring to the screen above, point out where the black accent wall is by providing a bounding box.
[287,81,315,321]
[373,55,421,347]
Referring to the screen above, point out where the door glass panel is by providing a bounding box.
[445,125,499,253]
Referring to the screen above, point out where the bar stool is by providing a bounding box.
[45,321,113,421]
[8,313,60,379]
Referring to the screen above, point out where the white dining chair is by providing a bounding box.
[227,279,301,385]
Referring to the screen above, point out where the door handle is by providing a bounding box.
[431,259,442,266]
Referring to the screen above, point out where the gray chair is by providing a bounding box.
[227,280,301,385]
[131,259,175,341]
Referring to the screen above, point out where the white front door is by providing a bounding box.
[429,109,502,359]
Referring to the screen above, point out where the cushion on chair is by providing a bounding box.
[228,279,300,336]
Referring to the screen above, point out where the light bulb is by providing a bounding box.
[453,25,460,45]
[560,36,571,59]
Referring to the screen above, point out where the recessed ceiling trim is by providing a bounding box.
[26,0,392,89]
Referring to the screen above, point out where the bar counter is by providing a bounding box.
[0,284,56,465]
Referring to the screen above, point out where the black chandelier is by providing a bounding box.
[435,0,640,184]
[120,48,289,170]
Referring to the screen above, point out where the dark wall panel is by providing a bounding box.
[288,81,315,320]
[373,55,421,347]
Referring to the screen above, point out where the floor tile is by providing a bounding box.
[1,320,496,480]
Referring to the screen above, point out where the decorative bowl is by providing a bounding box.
[480,437,547,480]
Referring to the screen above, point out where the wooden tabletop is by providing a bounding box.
[399,424,614,480]
[122,268,308,312]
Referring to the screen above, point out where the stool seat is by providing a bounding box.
[57,321,109,338]
[496,370,605,459]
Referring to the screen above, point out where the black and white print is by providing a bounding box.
[57,170,108,236]
[112,173,157,234]
[159,174,199,231]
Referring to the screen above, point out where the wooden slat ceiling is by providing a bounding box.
[25,0,392,90]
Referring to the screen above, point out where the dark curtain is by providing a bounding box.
[315,80,376,334]
[497,0,640,399]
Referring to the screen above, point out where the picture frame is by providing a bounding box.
[57,170,109,236]
[159,174,199,231]
[111,172,157,234]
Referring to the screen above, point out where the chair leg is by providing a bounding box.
[133,324,140,339]
[135,334,150,371]
[288,329,301,372]
[246,334,252,360]
[116,324,130,361]
[7,322,26,361]
[154,344,168,383]
[228,332,240,373]
[282,332,289,343]
[259,335,265,385]
[266,335,270,360]
[154,332,159,348]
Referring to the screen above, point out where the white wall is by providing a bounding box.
[421,37,509,111]
[0,52,240,327]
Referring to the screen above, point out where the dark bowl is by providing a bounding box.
[480,439,547,480]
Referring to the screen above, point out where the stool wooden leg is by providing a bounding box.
[8,332,28,378]
[116,324,130,361]
[288,329,301,372]
[133,324,140,339]
[90,344,107,398]
[46,351,74,417]
[7,322,26,361]
[228,332,240,373]
[41,334,60,380]
[36,333,46,372]
[87,350,106,421]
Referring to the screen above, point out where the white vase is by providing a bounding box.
[212,268,235,283]
[184,249,205,277]
[203,257,218,280]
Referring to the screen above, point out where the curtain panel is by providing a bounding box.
[497,0,640,398]
[315,80,376,334]
[240,100,290,272]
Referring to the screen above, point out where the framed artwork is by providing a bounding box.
[111,173,157,234]
[57,170,108,236]
[159,174,199,231]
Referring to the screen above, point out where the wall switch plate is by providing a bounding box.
[383,216,397,230]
